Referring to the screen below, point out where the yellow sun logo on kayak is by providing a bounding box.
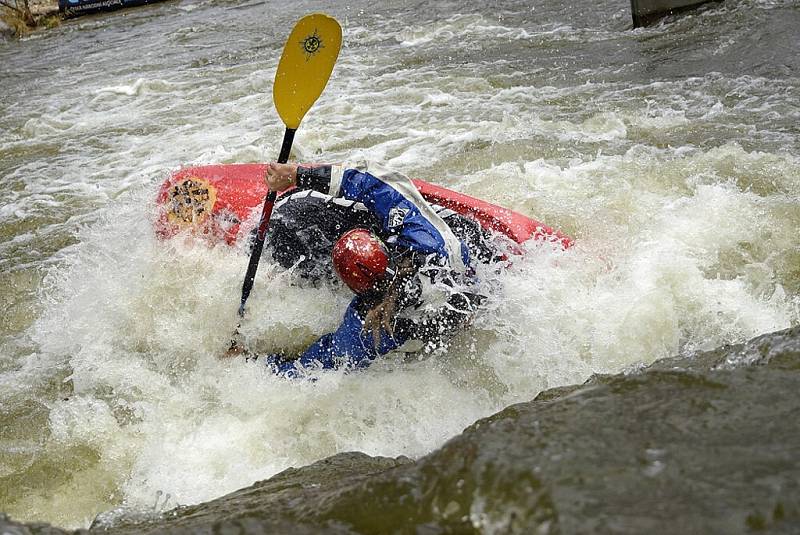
[300,29,323,61]
[166,177,217,226]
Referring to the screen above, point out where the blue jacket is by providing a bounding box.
[266,161,472,377]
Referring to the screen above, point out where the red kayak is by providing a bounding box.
[154,164,572,249]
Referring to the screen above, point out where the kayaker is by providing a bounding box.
[232,160,499,377]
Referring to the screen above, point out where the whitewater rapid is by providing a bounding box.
[1,0,798,528]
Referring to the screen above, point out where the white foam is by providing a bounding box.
[2,4,799,528]
[95,78,174,97]
[27,137,798,525]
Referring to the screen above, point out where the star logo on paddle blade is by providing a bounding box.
[300,29,324,61]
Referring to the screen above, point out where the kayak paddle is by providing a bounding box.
[237,13,342,319]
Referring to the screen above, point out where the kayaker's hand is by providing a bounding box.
[221,333,247,359]
[265,162,298,191]
[222,344,245,359]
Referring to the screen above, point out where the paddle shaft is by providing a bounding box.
[238,127,296,317]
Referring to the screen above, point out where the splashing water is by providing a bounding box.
[1,0,798,528]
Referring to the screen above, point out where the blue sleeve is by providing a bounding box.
[265,297,410,378]
[339,169,451,259]
[294,164,470,266]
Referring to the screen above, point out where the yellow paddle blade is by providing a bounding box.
[273,13,342,130]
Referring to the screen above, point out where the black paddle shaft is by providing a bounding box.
[238,127,296,317]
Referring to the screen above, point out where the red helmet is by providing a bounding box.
[332,229,393,294]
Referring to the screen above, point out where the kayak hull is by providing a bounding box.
[154,164,572,249]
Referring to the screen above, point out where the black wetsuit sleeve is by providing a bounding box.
[296,165,332,193]
[387,246,486,347]
[394,291,485,346]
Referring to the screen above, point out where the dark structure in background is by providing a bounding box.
[58,0,166,18]
[630,0,721,27]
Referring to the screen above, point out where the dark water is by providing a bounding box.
[1,0,799,531]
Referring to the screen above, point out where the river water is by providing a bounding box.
[0,0,798,530]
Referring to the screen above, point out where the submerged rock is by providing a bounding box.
[3,327,799,534]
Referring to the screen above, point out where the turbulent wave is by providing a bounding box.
[0,0,798,530]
